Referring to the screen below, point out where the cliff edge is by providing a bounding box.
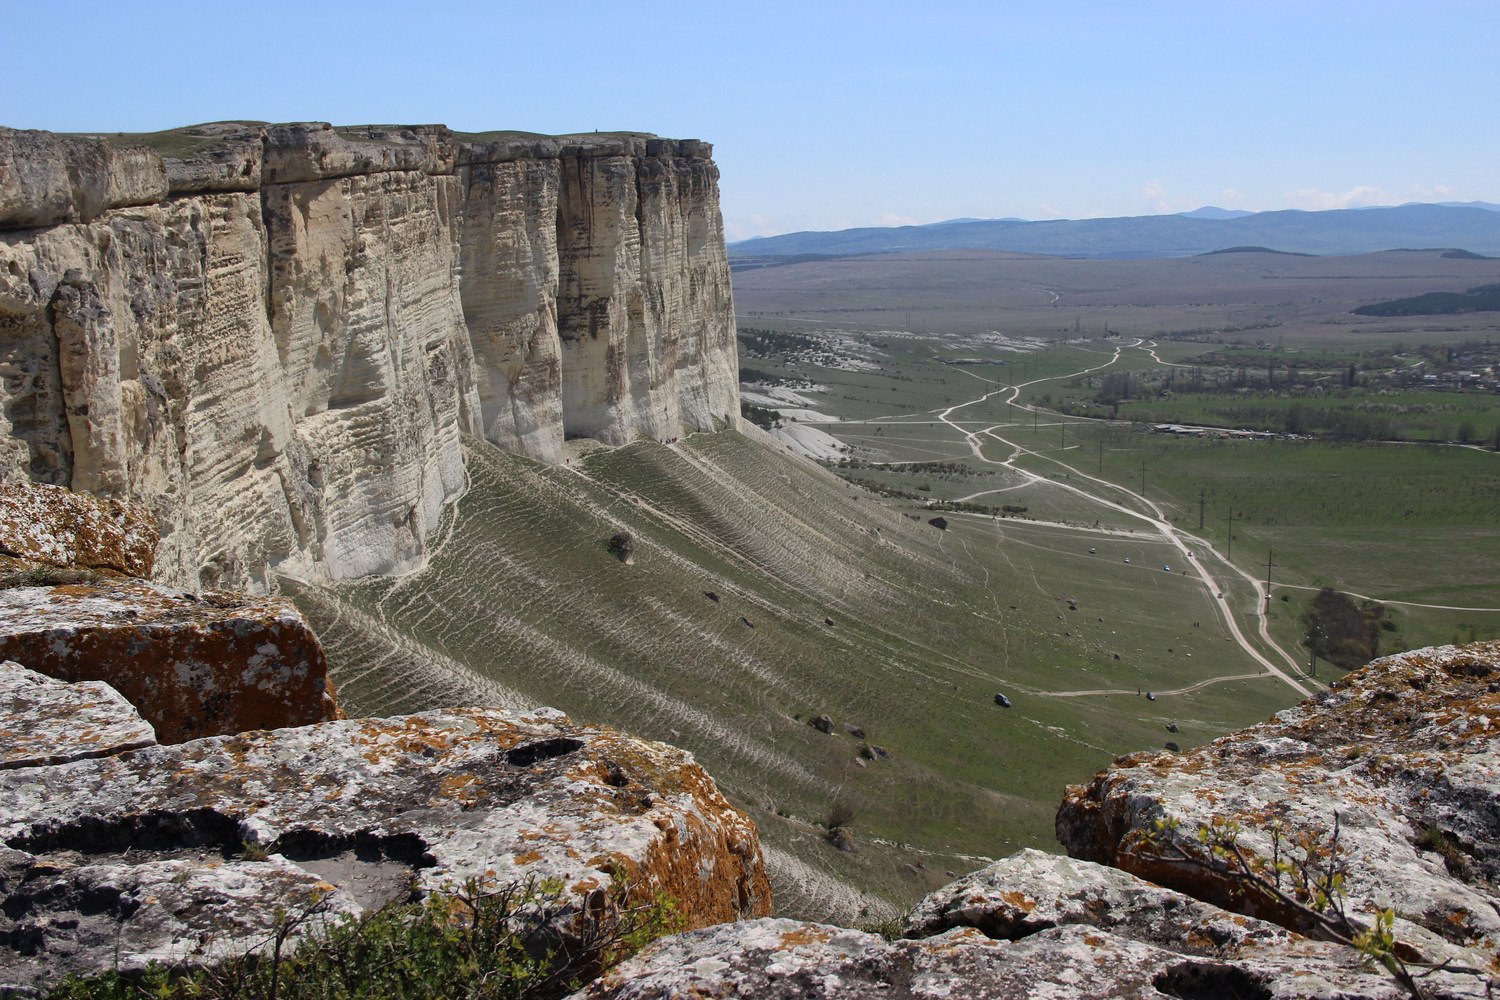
[0,122,739,592]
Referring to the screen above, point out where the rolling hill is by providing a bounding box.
[731,204,1500,259]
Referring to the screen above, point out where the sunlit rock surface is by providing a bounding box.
[1057,640,1500,972]
[570,915,1470,1000]
[0,700,770,991]
[0,481,156,576]
[0,660,155,768]
[0,123,738,592]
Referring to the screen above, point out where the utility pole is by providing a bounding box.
[1265,548,1274,605]
[1061,423,1066,450]
[1140,457,1146,497]
[1097,437,1103,473]
[1226,498,1234,560]
[1198,489,1206,531]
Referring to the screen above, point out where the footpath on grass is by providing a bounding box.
[864,339,1316,700]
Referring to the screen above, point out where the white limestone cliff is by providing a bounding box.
[0,123,739,592]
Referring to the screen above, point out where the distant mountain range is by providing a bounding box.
[730,203,1500,259]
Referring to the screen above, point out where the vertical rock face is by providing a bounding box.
[0,124,739,592]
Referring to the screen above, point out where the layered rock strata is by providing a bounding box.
[0,578,339,742]
[0,122,738,592]
[0,699,771,992]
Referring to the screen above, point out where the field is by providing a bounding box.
[735,247,1500,669]
[285,427,1293,925]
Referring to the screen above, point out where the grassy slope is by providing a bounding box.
[287,428,1288,923]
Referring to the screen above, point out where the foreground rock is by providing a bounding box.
[0,661,155,768]
[0,481,156,577]
[0,578,339,742]
[579,849,1487,1000]
[1057,640,1500,971]
[0,703,771,992]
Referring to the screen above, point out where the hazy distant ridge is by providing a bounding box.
[732,204,1500,259]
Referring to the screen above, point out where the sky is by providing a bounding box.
[5,0,1497,242]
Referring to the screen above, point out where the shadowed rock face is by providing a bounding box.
[0,702,772,992]
[0,579,338,742]
[1056,640,1500,970]
[0,123,738,593]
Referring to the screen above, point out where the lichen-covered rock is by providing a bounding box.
[1056,640,1500,970]
[0,480,156,576]
[0,579,338,742]
[571,915,1483,1000]
[0,122,739,593]
[0,848,361,988]
[903,847,1296,955]
[0,706,771,991]
[0,660,155,768]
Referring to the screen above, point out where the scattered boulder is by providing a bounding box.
[994,692,1012,708]
[927,516,948,530]
[823,616,834,626]
[704,591,719,603]
[827,826,856,853]
[1165,722,1179,733]
[858,744,890,761]
[843,722,865,738]
[1164,741,1180,752]
[608,531,635,564]
[809,714,834,734]
[0,579,339,743]
[904,848,1295,948]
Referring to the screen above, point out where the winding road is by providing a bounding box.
[925,340,1316,698]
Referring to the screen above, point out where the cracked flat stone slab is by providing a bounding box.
[0,706,771,991]
[0,579,338,742]
[0,660,155,769]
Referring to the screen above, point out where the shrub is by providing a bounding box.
[47,875,681,1000]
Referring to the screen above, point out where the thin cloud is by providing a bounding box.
[1282,186,1393,211]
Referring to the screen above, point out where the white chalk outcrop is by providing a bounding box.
[0,123,739,592]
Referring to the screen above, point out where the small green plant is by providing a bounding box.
[239,840,272,862]
[46,874,681,1000]
[1145,808,1486,1000]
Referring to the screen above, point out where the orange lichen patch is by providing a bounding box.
[0,482,157,577]
[778,925,837,948]
[437,773,483,808]
[999,890,1035,912]
[1084,934,1106,947]
[511,849,545,865]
